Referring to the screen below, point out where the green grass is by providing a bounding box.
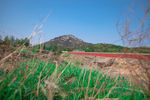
[0,59,148,100]
[22,49,34,55]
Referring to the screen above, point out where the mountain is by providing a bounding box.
[42,34,150,53]
[44,35,91,48]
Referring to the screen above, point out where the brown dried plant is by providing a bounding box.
[116,0,150,96]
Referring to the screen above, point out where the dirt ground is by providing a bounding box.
[60,52,150,92]
[0,41,14,60]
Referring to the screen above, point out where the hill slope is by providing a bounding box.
[43,34,150,53]
[44,35,91,48]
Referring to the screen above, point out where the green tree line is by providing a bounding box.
[0,35,30,47]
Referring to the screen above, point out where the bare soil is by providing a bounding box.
[60,52,150,92]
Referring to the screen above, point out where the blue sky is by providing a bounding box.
[0,0,149,46]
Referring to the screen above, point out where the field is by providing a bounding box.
[0,42,149,100]
[0,59,148,100]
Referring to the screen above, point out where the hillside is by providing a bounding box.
[44,35,91,48]
[43,35,125,53]
[43,34,150,53]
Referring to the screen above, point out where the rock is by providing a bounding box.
[94,57,115,68]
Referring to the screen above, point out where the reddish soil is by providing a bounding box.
[68,52,150,61]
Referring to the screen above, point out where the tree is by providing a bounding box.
[4,36,9,44]
[0,35,2,41]
[10,36,15,45]
[14,38,20,46]
[24,38,30,47]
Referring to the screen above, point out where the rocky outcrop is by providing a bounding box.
[93,58,115,68]
[44,35,91,48]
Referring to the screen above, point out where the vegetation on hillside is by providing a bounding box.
[43,43,150,54]
[2,35,30,47]
[1,35,150,54]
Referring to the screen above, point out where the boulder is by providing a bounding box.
[94,57,115,68]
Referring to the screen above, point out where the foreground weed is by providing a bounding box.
[0,59,148,100]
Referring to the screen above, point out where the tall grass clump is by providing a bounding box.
[0,58,148,100]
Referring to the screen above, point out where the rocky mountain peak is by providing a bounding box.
[58,35,83,42]
[44,34,90,48]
